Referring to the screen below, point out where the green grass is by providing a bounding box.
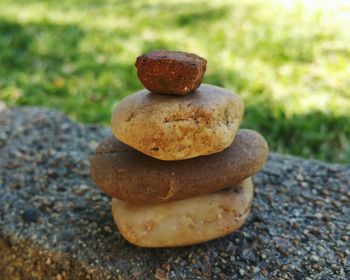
[0,0,350,163]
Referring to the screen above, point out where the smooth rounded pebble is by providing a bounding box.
[111,178,253,247]
[111,83,244,160]
[135,50,207,95]
[90,129,268,203]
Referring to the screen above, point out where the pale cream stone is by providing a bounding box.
[111,178,253,247]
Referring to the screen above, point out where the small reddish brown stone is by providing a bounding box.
[135,50,207,95]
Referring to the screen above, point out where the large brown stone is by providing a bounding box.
[90,129,268,203]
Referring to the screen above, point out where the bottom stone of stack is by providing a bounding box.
[111,178,253,248]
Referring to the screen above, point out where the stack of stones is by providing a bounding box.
[91,50,269,248]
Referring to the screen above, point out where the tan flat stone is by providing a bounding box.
[111,83,244,160]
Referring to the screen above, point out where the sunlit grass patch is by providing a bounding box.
[0,0,349,162]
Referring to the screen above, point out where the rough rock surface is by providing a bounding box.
[0,107,349,280]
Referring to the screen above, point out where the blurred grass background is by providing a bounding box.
[0,0,349,163]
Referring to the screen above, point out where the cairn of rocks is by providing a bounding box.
[91,50,268,247]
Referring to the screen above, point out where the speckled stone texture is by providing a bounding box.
[0,107,349,280]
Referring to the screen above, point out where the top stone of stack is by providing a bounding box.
[135,50,207,95]
[114,50,243,161]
